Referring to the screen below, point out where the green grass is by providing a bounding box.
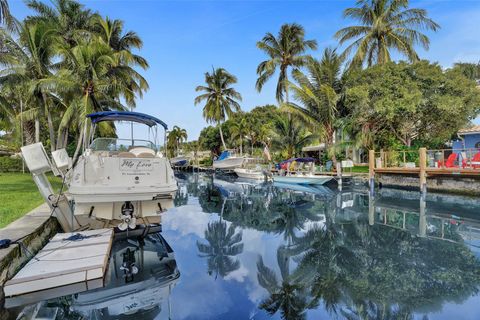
[0,173,63,228]
[350,165,369,173]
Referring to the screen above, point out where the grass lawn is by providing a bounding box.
[351,165,369,173]
[0,173,63,228]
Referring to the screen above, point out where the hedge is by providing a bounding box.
[0,157,25,172]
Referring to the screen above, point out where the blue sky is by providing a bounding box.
[9,0,480,140]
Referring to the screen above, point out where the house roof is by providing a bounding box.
[458,125,480,135]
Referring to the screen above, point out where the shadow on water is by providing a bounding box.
[4,172,480,319]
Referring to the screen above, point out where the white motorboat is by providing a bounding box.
[212,150,245,170]
[68,111,178,229]
[273,157,333,185]
[273,174,333,185]
[234,167,265,180]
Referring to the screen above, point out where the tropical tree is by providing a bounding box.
[195,67,242,150]
[285,48,345,162]
[196,220,244,279]
[272,115,315,159]
[25,0,95,48]
[0,22,59,152]
[229,114,248,156]
[167,125,187,157]
[256,23,317,103]
[0,0,13,29]
[335,0,440,67]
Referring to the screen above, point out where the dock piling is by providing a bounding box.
[419,147,427,196]
[369,149,375,195]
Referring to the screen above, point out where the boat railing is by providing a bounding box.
[89,138,157,153]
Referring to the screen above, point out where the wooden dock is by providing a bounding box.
[4,229,113,300]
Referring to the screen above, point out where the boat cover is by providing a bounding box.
[86,111,168,129]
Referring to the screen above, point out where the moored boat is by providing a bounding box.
[272,157,333,185]
[170,155,189,167]
[68,111,178,230]
[234,167,265,180]
[273,174,333,185]
[213,150,245,170]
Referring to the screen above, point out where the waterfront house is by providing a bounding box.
[452,125,480,151]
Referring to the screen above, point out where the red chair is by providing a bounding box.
[471,152,480,169]
[444,153,459,168]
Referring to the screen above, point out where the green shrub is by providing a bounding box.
[0,157,25,172]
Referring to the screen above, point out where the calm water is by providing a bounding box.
[4,172,480,319]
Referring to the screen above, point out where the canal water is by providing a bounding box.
[4,172,480,319]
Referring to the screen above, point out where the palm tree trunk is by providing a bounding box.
[35,118,40,143]
[218,123,226,150]
[42,93,56,152]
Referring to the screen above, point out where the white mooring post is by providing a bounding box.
[369,150,375,196]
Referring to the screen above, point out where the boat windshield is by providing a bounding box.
[90,138,157,152]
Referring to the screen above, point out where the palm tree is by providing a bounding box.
[285,48,344,162]
[194,67,242,150]
[256,23,317,103]
[0,0,14,30]
[272,116,315,159]
[45,39,133,159]
[229,115,247,155]
[196,220,244,279]
[0,22,59,152]
[25,0,95,47]
[167,125,187,157]
[335,0,440,67]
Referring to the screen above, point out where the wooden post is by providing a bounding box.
[369,150,375,195]
[419,147,427,195]
[336,162,342,191]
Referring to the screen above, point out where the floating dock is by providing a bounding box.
[4,229,113,304]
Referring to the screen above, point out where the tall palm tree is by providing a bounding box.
[285,48,344,162]
[196,220,244,279]
[256,23,317,103]
[0,22,59,152]
[335,0,439,67]
[195,67,242,150]
[0,0,14,30]
[25,0,95,47]
[45,39,132,159]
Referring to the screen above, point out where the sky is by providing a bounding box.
[9,0,480,140]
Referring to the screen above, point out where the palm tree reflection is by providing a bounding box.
[197,220,244,279]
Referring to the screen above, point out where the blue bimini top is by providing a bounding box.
[86,111,168,129]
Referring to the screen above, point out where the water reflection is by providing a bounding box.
[9,233,180,320]
[5,172,480,319]
[173,173,480,320]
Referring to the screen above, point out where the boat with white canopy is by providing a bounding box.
[68,111,178,230]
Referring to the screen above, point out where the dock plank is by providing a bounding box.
[4,228,113,297]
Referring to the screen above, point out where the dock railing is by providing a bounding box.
[369,147,480,193]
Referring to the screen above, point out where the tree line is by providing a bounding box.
[190,0,480,161]
[0,0,148,157]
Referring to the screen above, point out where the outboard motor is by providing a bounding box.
[119,201,137,231]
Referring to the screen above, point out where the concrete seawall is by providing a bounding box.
[377,173,480,196]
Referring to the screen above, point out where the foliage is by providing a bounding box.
[344,61,480,149]
[0,0,148,156]
[0,156,23,172]
[194,67,242,150]
[256,23,317,103]
[335,0,439,67]
[167,125,187,157]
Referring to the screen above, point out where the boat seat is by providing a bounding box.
[118,152,136,158]
[137,152,155,158]
[129,147,156,157]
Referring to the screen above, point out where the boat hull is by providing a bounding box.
[273,175,333,185]
[213,157,245,169]
[234,168,265,180]
[171,157,188,167]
